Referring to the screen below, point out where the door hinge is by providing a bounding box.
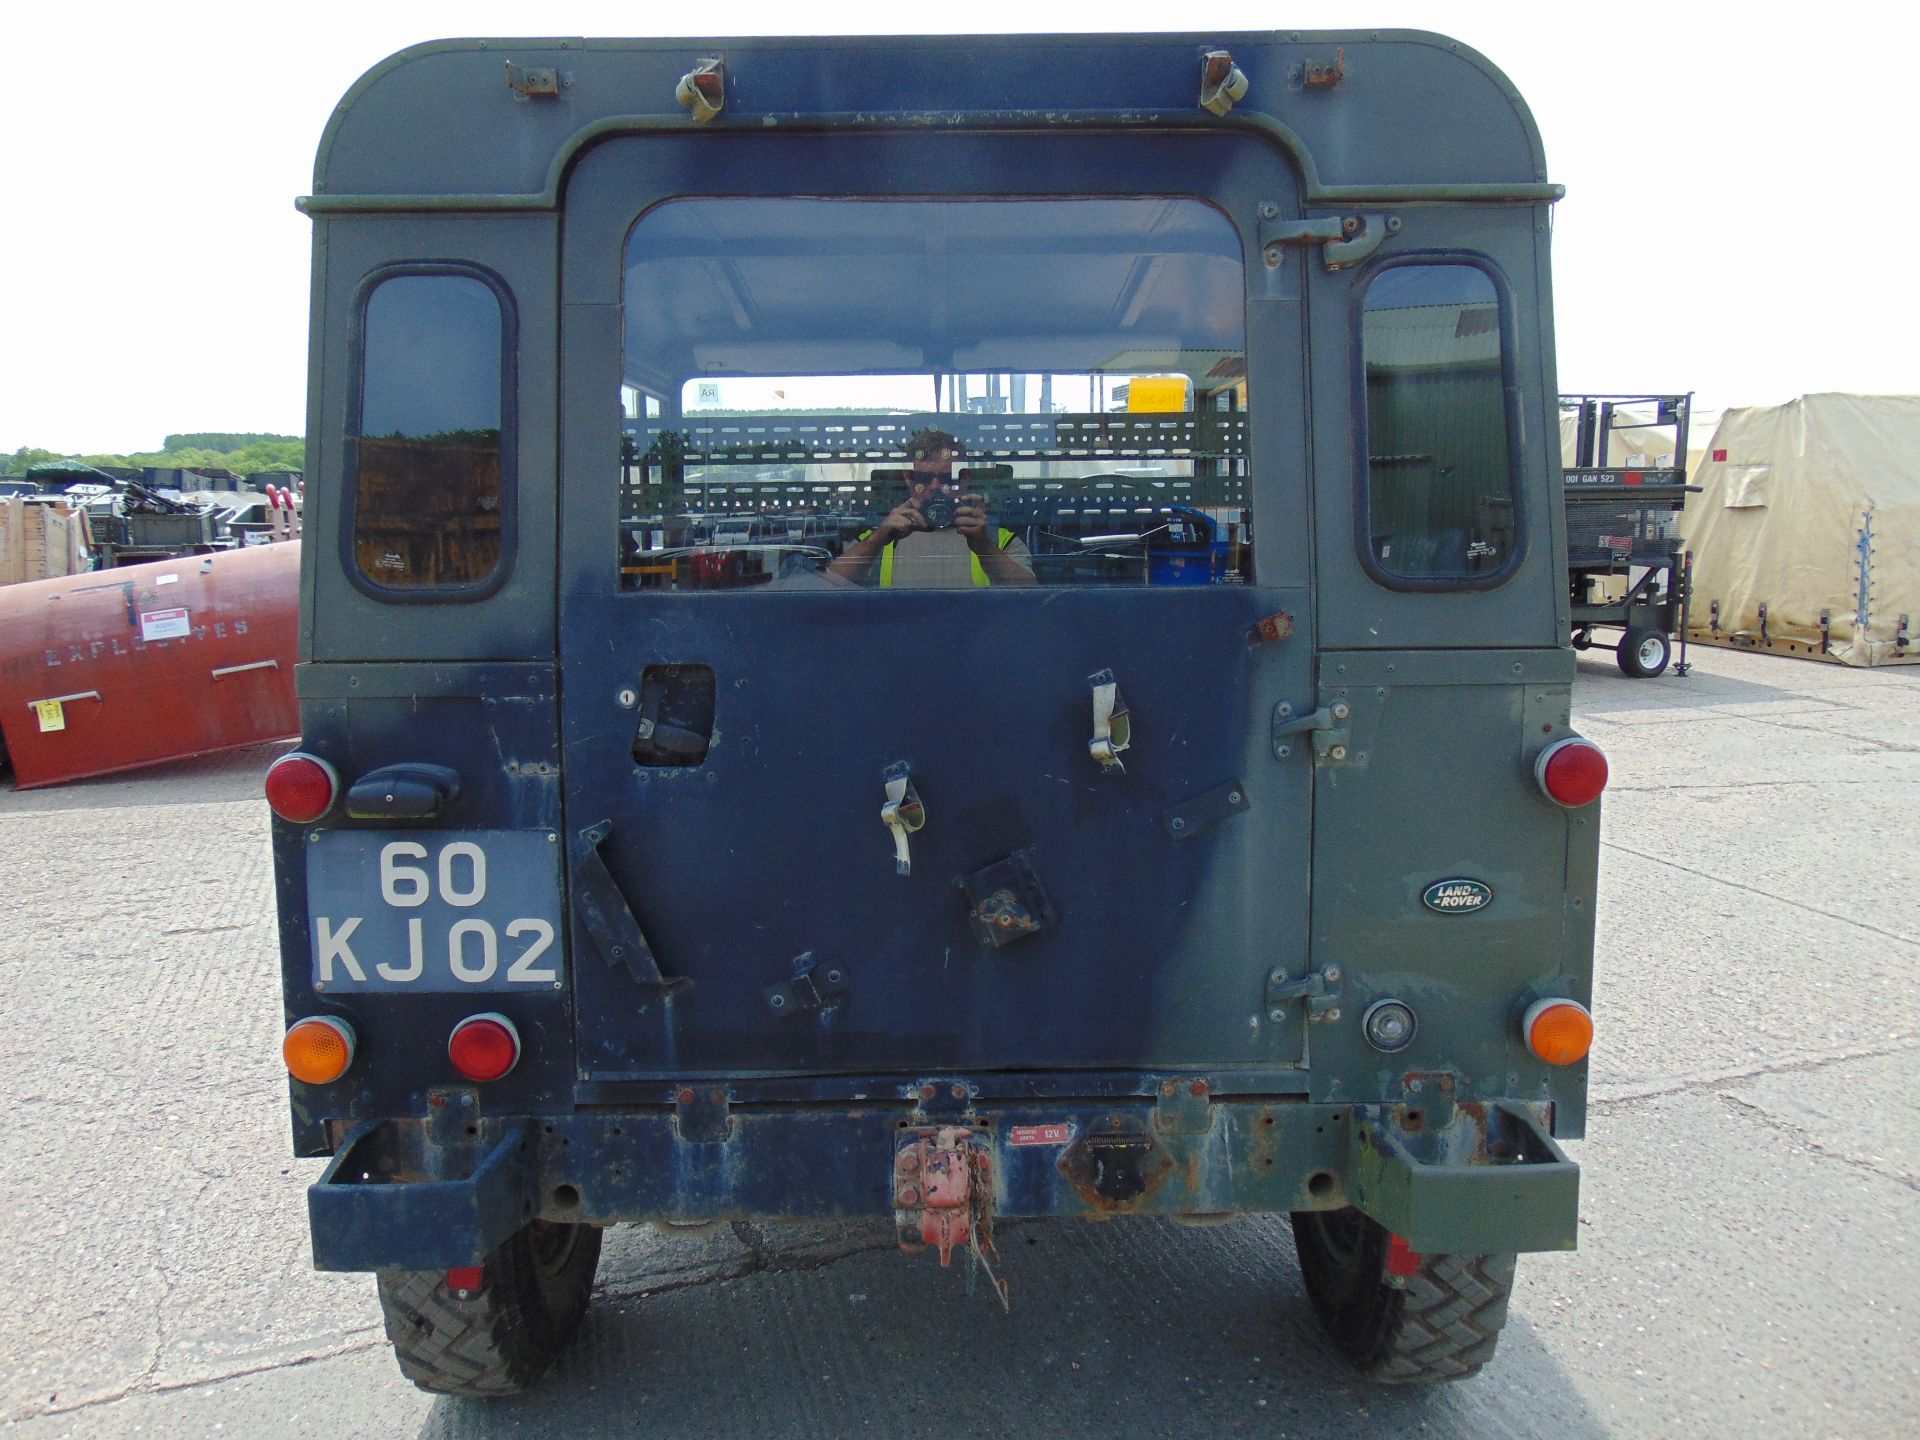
[1265,962,1342,1024]
[1258,211,1401,271]
[1272,700,1351,763]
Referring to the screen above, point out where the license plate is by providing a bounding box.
[306,830,564,992]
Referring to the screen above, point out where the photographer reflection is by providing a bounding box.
[829,429,1036,588]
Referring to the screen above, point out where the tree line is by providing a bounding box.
[4,435,305,477]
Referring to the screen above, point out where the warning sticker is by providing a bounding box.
[139,607,191,641]
[33,699,65,733]
[1008,1123,1074,1148]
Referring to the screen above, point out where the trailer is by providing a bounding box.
[1561,393,1697,676]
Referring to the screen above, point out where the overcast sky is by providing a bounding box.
[4,0,1913,455]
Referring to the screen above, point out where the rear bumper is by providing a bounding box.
[308,1095,1578,1272]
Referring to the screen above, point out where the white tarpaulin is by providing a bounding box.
[1684,393,1920,666]
[1559,401,1722,475]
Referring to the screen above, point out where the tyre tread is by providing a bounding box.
[375,1222,601,1398]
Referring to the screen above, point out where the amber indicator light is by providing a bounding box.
[284,1015,356,1084]
[1523,999,1594,1066]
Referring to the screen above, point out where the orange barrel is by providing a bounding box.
[0,542,300,788]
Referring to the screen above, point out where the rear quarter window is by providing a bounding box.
[348,267,515,596]
[1359,261,1518,587]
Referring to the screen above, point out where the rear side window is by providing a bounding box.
[1360,263,1516,584]
[350,269,512,593]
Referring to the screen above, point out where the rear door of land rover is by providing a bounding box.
[557,126,1315,1084]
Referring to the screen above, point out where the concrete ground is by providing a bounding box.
[0,643,1914,1439]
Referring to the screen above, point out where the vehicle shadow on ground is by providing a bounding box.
[411,1217,1607,1440]
[1571,647,1866,713]
[0,738,291,814]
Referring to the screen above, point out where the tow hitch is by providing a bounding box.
[893,1126,1009,1310]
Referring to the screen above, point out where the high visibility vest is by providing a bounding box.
[866,528,1018,587]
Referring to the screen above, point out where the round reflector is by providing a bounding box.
[1523,998,1594,1066]
[284,1015,356,1084]
[265,752,340,823]
[449,1013,521,1082]
[1362,998,1418,1053]
[1535,738,1608,808]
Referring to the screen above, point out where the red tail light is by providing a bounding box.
[1535,737,1608,808]
[449,1013,521,1082]
[265,751,340,823]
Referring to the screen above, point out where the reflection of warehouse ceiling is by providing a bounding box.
[1095,349,1246,381]
[628,198,1247,379]
[1363,303,1501,373]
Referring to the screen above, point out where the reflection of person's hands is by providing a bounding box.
[878,498,929,542]
[956,494,992,551]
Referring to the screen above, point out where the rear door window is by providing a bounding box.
[619,198,1252,591]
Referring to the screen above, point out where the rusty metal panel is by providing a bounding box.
[0,542,299,788]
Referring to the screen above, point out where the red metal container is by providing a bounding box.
[0,542,299,789]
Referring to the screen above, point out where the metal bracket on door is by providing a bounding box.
[1264,962,1343,1025]
[573,819,688,997]
[1271,700,1351,763]
[765,951,851,1016]
[1258,211,1401,271]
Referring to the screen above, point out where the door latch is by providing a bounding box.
[1272,700,1351,762]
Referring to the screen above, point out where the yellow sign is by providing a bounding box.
[1126,375,1190,413]
[33,699,65,733]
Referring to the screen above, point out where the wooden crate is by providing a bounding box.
[0,497,88,585]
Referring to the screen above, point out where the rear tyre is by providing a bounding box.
[1290,1208,1514,1384]
[377,1220,603,1397]
[1617,626,1672,678]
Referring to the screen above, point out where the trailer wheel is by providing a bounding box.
[1290,1208,1515,1384]
[1570,628,1594,650]
[1617,626,1672,678]
[377,1220,602,1397]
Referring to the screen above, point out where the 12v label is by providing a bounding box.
[305,830,564,991]
[1422,878,1493,914]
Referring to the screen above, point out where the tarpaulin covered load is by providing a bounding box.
[0,541,299,787]
[1685,394,1920,666]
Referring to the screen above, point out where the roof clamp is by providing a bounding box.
[1301,47,1347,90]
[675,58,727,124]
[1088,668,1132,775]
[1199,51,1250,117]
[504,61,561,99]
[881,762,926,877]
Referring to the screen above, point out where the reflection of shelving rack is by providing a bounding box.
[619,410,1251,517]
[1560,393,1698,677]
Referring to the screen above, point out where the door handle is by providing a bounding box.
[880,762,926,876]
